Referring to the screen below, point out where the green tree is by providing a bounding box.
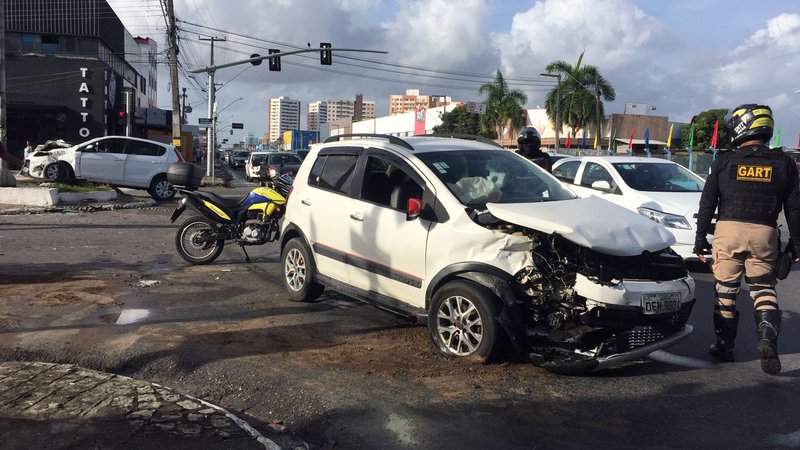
[432,106,492,137]
[478,70,528,145]
[681,109,730,150]
[543,52,616,138]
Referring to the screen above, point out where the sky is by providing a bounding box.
[109,0,800,146]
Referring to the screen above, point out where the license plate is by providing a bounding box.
[641,292,682,315]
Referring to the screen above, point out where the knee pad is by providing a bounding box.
[750,284,777,310]
[715,279,740,301]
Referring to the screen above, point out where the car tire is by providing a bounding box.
[428,280,503,364]
[282,237,324,302]
[44,163,67,182]
[148,174,176,201]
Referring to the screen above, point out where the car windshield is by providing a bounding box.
[612,162,705,192]
[417,150,575,206]
[251,154,266,165]
[234,151,249,158]
[268,154,302,165]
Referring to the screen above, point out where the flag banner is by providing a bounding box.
[628,127,634,150]
[711,120,719,149]
[644,128,650,149]
[688,123,695,150]
[582,130,587,149]
[772,127,782,148]
[610,128,617,154]
[414,107,426,136]
[593,134,598,149]
[666,123,674,149]
[566,132,571,148]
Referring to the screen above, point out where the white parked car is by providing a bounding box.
[552,156,710,260]
[24,135,182,200]
[279,135,695,373]
[245,152,268,182]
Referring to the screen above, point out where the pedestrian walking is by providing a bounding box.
[694,104,800,375]
[516,127,552,172]
[193,146,203,166]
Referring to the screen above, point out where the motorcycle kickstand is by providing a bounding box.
[240,244,251,263]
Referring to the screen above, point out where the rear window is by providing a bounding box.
[268,154,302,165]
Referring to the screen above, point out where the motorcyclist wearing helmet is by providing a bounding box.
[694,104,800,375]
[516,127,552,172]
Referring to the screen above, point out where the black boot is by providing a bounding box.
[709,312,738,362]
[754,309,781,375]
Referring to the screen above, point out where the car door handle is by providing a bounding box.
[350,213,364,222]
[152,161,161,164]
[301,199,312,206]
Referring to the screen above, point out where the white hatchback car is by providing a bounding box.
[24,135,182,200]
[245,152,269,182]
[552,156,710,260]
[280,135,696,373]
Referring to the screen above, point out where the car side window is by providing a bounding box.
[360,155,423,211]
[126,141,165,157]
[315,155,358,195]
[581,162,615,189]
[553,161,580,183]
[97,139,127,154]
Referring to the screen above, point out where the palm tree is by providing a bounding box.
[544,52,615,146]
[478,70,528,146]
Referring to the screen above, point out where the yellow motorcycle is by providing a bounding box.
[167,163,291,264]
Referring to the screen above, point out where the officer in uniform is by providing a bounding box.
[694,104,800,375]
[516,127,552,172]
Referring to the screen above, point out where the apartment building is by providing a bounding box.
[268,96,300,142]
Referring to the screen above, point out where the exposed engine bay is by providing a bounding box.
[469,208,694,372]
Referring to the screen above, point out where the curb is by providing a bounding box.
[0,199,159,216]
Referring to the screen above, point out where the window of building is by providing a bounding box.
[61,36,79,54]
[5,33,22,52]
[79,38,97,57]
[21,34,41,53]
[42,35,60,53]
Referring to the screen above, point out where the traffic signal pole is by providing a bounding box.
[199,37,225,177]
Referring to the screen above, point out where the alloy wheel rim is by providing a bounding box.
[436,295,483,356]
[45,165,60,180]
[155,180,174,199]
[285,248,306,292]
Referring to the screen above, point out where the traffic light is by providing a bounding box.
[116,110,126,125]
[268,49,281,71]
[320,42,332,65]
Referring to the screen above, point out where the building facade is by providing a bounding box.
[390,89,434,115]
[268,96,300,143]
[307,101,327,132]
[3,0,149,157]
[132,37,158,108]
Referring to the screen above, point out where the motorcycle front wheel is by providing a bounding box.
[175,216,225,265]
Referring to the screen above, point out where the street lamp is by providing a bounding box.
[540,73,561,150]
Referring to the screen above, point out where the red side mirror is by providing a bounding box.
[406,198,423,221]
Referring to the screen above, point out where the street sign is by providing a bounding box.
[232,123,244,129]
[198,118,212,125]
[466,102,486,114]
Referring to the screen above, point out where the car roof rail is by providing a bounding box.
[323,133,414,151]
[426,133,503,148]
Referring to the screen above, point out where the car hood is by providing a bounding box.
[487,197,676,256]
[633,191,702,217]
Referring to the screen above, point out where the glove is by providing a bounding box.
[693,237,711,255]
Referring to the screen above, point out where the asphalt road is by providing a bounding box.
[2,176,800,449]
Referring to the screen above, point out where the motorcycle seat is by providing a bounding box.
[201,192,242,209]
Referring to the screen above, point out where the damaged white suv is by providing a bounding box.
[280,135,695,373]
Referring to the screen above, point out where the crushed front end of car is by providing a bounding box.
[481,199,695,373]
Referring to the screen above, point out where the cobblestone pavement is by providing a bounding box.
[0,361,278,450]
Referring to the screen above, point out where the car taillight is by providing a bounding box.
[174,148,184,162]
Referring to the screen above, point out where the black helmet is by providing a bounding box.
[725,104,774,147]
[517,127,541,153]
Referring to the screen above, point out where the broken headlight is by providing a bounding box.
[637,207,691,230]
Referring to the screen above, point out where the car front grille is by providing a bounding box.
[596,300,694,356]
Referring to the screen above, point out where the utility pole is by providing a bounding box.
[0,3,15,187]
[595,79,601,152]
[200,36,225,177]
[165,0,182,158]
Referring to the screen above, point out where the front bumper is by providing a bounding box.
[595,324,693,370]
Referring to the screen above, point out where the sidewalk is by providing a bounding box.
[0,361,285,450]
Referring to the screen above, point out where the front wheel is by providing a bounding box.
[175,216,224,264]
[282,237,324,302]
[428,280,503,363]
